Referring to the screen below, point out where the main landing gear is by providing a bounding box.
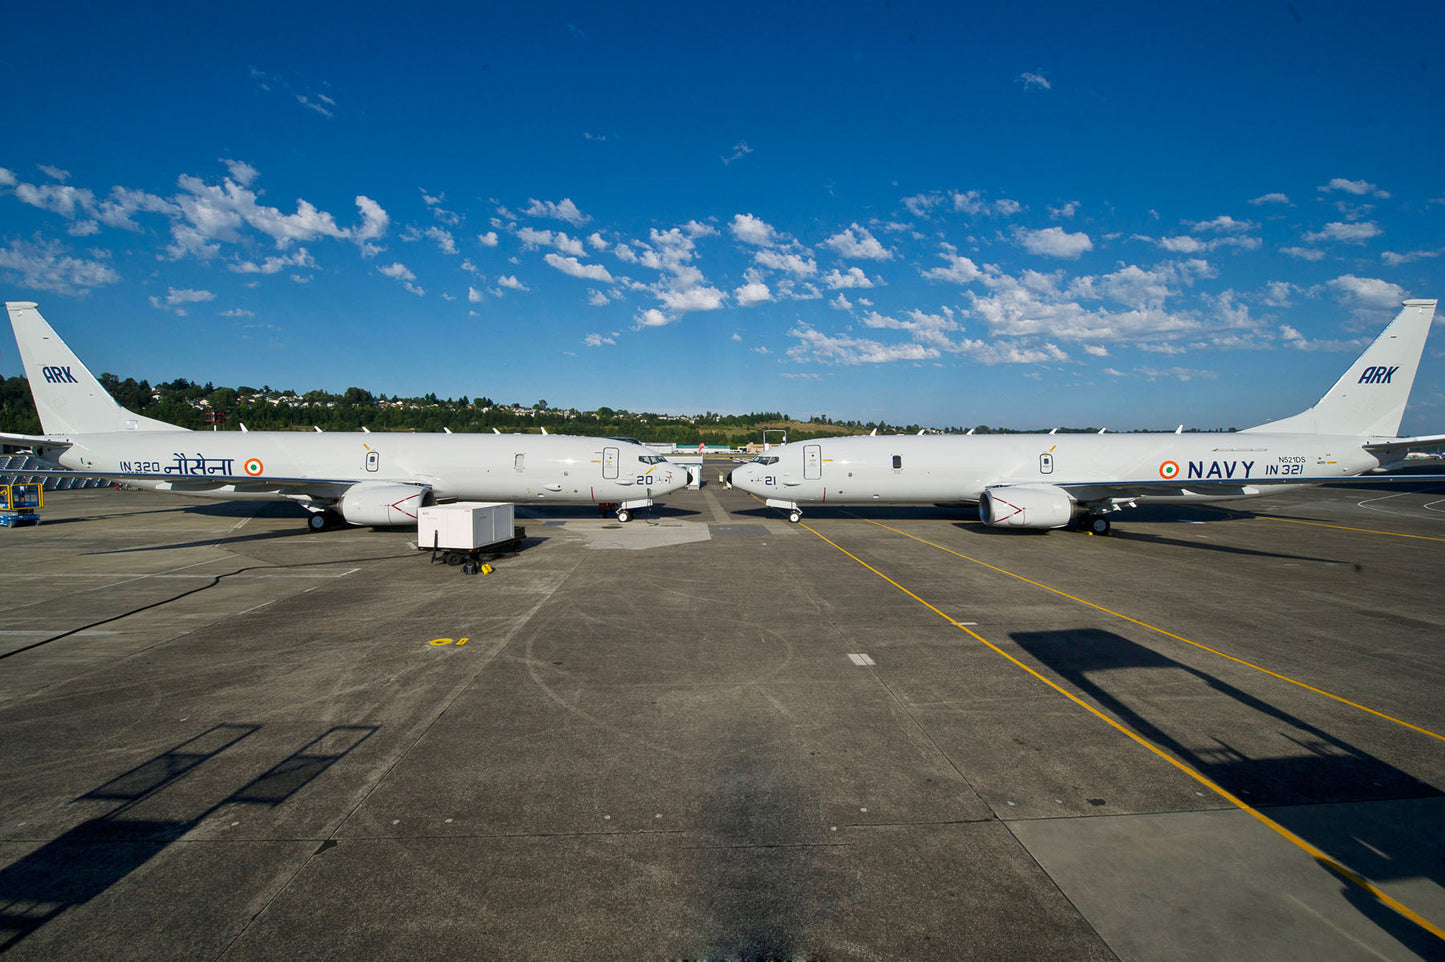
[1077,513,1111,536]
[307,509,344,532]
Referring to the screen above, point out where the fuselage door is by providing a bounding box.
[1039,453,1054,475]
[365,450,380,472]
[603,446,619,479]
[804,444,822,480]
[514,453,525,473]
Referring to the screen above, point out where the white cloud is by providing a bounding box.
[0,237,121,294]
[735,280,772,306]
[222,159,259,186]
[1281,246,1326,261]
[584,333,616,347]
[1019,71,1052,90]
[921,250,982,284]
[403,225,457,254]
[149,287,214,315]
[822,224,892,260]
[1319,178,1389,199]
[722,142,753,165]
[544,253,613,282]
[1249,192,1290,206]
[1262,281,1296,307]
[1381,248,1440,266]
[378,262,424,296]
[1327,274,1406,311]
[477,231,499,247]
[524,198,589,227]
[1279,324,1368,353]
[822,266,876,289]
[428,227,457,254]
[518,227,586,257]
[657,284,726,312]
[787,326,940,365]
[963,260,1216,346]
[1015,226,1093,259]
[231,247,317,274]
[754,248,817,276]
[730,213,779,246]
[297,94,333,118]
[636,308,672,328]
[497,275,528,291]
[1302,221,1381,244]
[1191,215,1256,233]
[14,181,94,218]
[353,195,389,255]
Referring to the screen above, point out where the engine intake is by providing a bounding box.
[338,482,434,526]
[978,484,1074,529]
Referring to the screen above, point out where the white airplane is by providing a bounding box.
[1,302,687,528]
[730,299,1445,534]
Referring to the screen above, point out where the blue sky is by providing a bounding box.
[3,1,1444,432]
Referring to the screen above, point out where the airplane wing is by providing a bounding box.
[1363,434,1445,457]
[0,464,372,501]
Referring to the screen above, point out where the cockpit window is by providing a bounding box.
[751,456,779,465]
[638,454,669,464]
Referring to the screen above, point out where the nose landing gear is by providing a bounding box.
[766,498,802,523]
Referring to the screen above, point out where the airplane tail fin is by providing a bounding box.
[6,301,180,436]
[1243,299,1438,437]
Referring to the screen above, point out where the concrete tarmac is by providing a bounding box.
[0,467,1443,960]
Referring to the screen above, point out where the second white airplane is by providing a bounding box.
[2,302,687,528]
[730,299,1444,533]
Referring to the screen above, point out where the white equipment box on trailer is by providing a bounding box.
[417,502,516,551]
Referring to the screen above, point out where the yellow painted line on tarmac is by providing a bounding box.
[858,516,1445,746]
[795,517,1445,944]
[1256,515,1445,543]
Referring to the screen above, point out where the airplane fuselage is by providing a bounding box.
[54,430,681,504]
[731,432,1382,506]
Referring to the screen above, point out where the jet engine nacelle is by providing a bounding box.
[978,484,1074,529]
[338,482,433,526]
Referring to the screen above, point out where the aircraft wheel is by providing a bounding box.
[616,509,631,523]
[1086,515,1110,536]
[788,510,802,524]
[308,512,329,532]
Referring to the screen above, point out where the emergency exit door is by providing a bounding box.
[804,444,822,480]
[603,446,619,479]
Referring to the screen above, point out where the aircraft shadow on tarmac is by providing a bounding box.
[0,723,376,951]
[1012,627,1445,955]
